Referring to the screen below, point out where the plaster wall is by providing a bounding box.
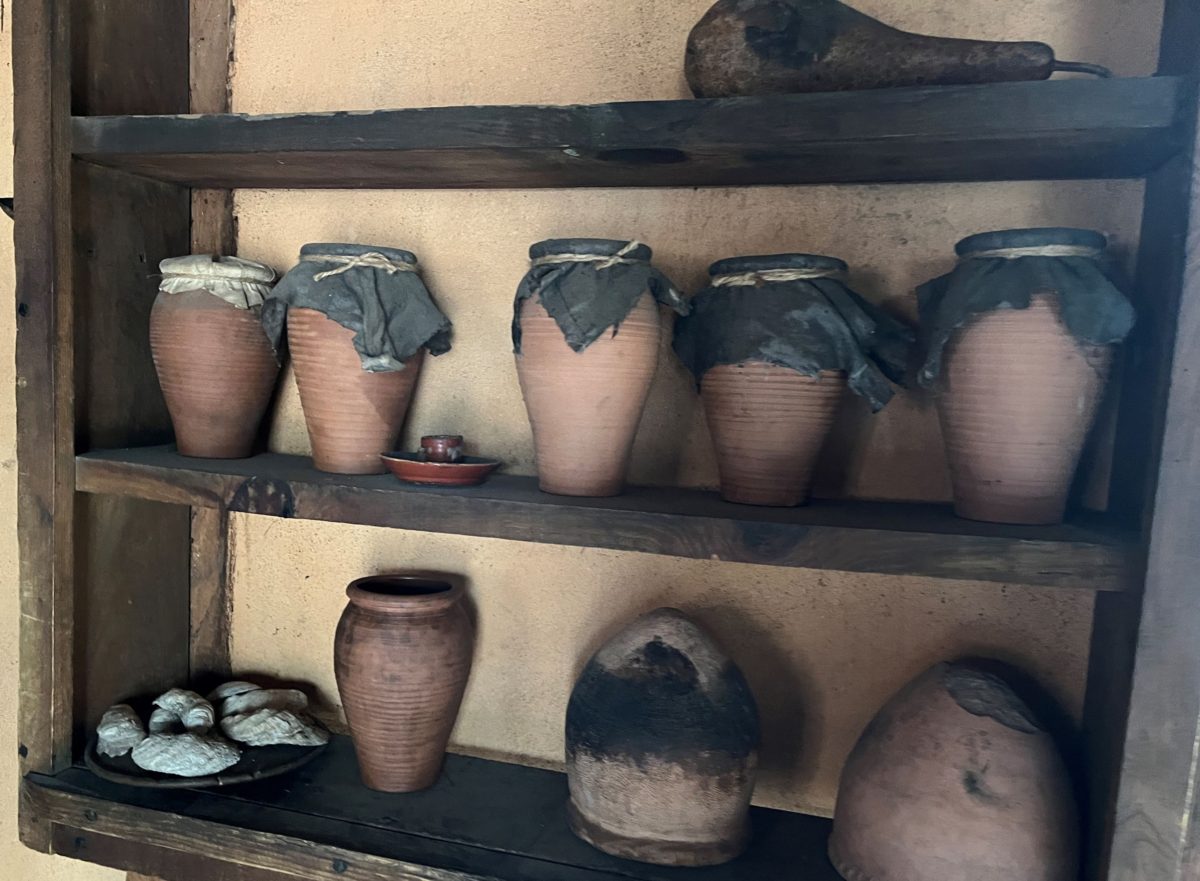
[226,0,1161,817]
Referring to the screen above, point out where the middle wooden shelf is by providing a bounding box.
[75,446,1134,591]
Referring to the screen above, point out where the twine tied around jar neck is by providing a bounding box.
[711,266,844,287]
[961,244,1103,261]
[530,240,645,270]
[304,251,419,282]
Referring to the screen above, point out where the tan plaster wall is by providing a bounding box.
[227,0,1163,817]
[0,13,122,881]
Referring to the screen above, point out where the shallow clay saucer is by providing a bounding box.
[381,435,501,487]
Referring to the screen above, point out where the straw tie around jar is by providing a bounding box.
[304,251,419,281]
[530,240,644,270]
[960,244,1103,261]
[711,266,845,286]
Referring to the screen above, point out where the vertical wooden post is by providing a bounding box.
[14,0,74,802]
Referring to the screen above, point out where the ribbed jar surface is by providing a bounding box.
[149,290,280,459]
[937,295,1111,525]
[334,576,474,793]
[515,294,660,497]
[288,307,424,474]
[701,363,845,506]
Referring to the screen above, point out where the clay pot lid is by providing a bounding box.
[707,253,848,278]
[955,227,1107,257]
[346,575,464,614]
[380,453,501,487]
[297,242,417,265]
[529,238,652,262]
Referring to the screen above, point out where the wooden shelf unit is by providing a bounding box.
[28,737,840,881]
[71,75,1189,189]
[76,446,1135,591]
[14,2,1200,881]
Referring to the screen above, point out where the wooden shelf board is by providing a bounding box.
[27,736,838,881]
[71,77,1189,189]
[74,446,1136,590]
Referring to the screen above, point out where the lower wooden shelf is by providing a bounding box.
[74,446,1135,590]
[26,736,838,881]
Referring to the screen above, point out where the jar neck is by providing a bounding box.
[710,266,844,287]
[959,244,1103,262]
[346,577,463,617]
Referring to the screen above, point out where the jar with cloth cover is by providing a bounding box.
[150,254,280,459]
[917,228,1135,524]
[512,238,688,497]
[673,254,912,506]
[263,244,452,474]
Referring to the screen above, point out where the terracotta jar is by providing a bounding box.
[149,255,279,459]
[829,661,1078,881]
[263,243,453,475]
[566,608,759,867]
[513,239,687,497]
[918,229,1134,524]
[334,575,473,793]
[673,254,912,506]
[287,308,425,473]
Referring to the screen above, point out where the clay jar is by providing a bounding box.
[701,256,849,506]
[149,255,279,458]
[333,576,473,793]
[829,662,1078,881]
[929,229,1120,524]
[514,239,679,497]
[288,308,425,474]
[566,608,759,867]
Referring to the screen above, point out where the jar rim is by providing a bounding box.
[346,575,463,612]
[955,227,1107,257]
[298,242,417,264]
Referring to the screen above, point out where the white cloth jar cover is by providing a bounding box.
[158,255,277,310]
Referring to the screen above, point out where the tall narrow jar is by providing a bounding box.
[263,244,452,474]
[334,576,474,793]
[513,239,687,497]
[150,255,280,458]
[674,254,912,506]
[918,229,1135,525]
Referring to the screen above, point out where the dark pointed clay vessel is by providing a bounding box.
[686,0,1110,98]
[565,608,760,867]
[150,290,280,459]
[333,576,473,793]
[829,662,1078,881]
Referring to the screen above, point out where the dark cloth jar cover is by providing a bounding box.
[916,227,1135,385]
[262,242,453,372]
[512,238,689,352]
[672,253,913,411]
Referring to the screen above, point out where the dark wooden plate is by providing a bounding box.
[85,727,329,789]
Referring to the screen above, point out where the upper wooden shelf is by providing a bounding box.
[75,446,1135,590]
[27,738,839,881]
[71,77,1189,189]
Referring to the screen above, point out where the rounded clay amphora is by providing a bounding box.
[703,363,845,506]
[566,607,759,867]
[288,307,425,475]
[149,290,280,459]
[936,295,1110,524]
[334,576,473,793]
[829,662,1078,881]
[515,294,659,497]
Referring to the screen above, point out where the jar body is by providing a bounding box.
[566,608,758,867]
[333,577,473,792]
[149,290,280,458]
[702,363,845,506]
[515,293,660,496]
[829,663,1078,881]
[937,295,1111,524]
[288,307,424,474]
